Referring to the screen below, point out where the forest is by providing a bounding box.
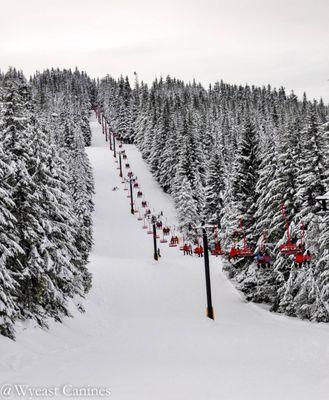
[1,68,329,339]
[97,74,329,322]
[0,68,94,338]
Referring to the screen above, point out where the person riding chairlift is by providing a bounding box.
[170,236,179,246]
[183,243,189,255]
[194,245,204,257]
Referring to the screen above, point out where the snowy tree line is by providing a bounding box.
[97,75,329,322]
[0,68,94,339]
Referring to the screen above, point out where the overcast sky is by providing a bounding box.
[1,0,328,101]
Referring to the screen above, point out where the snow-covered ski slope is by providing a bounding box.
[1,115,329,400]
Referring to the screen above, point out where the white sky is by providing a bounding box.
[1,0,328,101]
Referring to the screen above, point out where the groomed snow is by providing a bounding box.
[1,115,329,400]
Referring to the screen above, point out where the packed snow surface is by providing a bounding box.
[1,115,329,400]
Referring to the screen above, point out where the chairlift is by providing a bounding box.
[255,233,273,265]
[278,203,299,255]
[229,220,254,259]
[293,222,312,265]
[210,225,224,256]
[169,235,179,248]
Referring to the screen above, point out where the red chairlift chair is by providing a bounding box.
[255,234,273,265]
[160,231,168,243]
[278,204,299,255]
[147,226,160,238]
[183,244,189,252]
[294,251,312,264]
[147,223,153,234]
[142,217,148,229]
[191,235,203,255]
[294,222,312,265]
[211,242,224,257]
[279,242,300,255]
[229,247,254,258]
[229,220,254,259]
[169,235,179,247]
[210,225,224,256]
[179,236,185,251]
[137,210,143,221]
[194,246,204,256]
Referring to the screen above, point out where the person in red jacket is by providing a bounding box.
[183,244,189,255]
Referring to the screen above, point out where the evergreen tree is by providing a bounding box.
[230,119,259,242]
[175,177,199,232]
[203,147,225,226]
[0,143,22,338]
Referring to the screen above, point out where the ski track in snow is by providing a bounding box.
[1,115,329,399]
